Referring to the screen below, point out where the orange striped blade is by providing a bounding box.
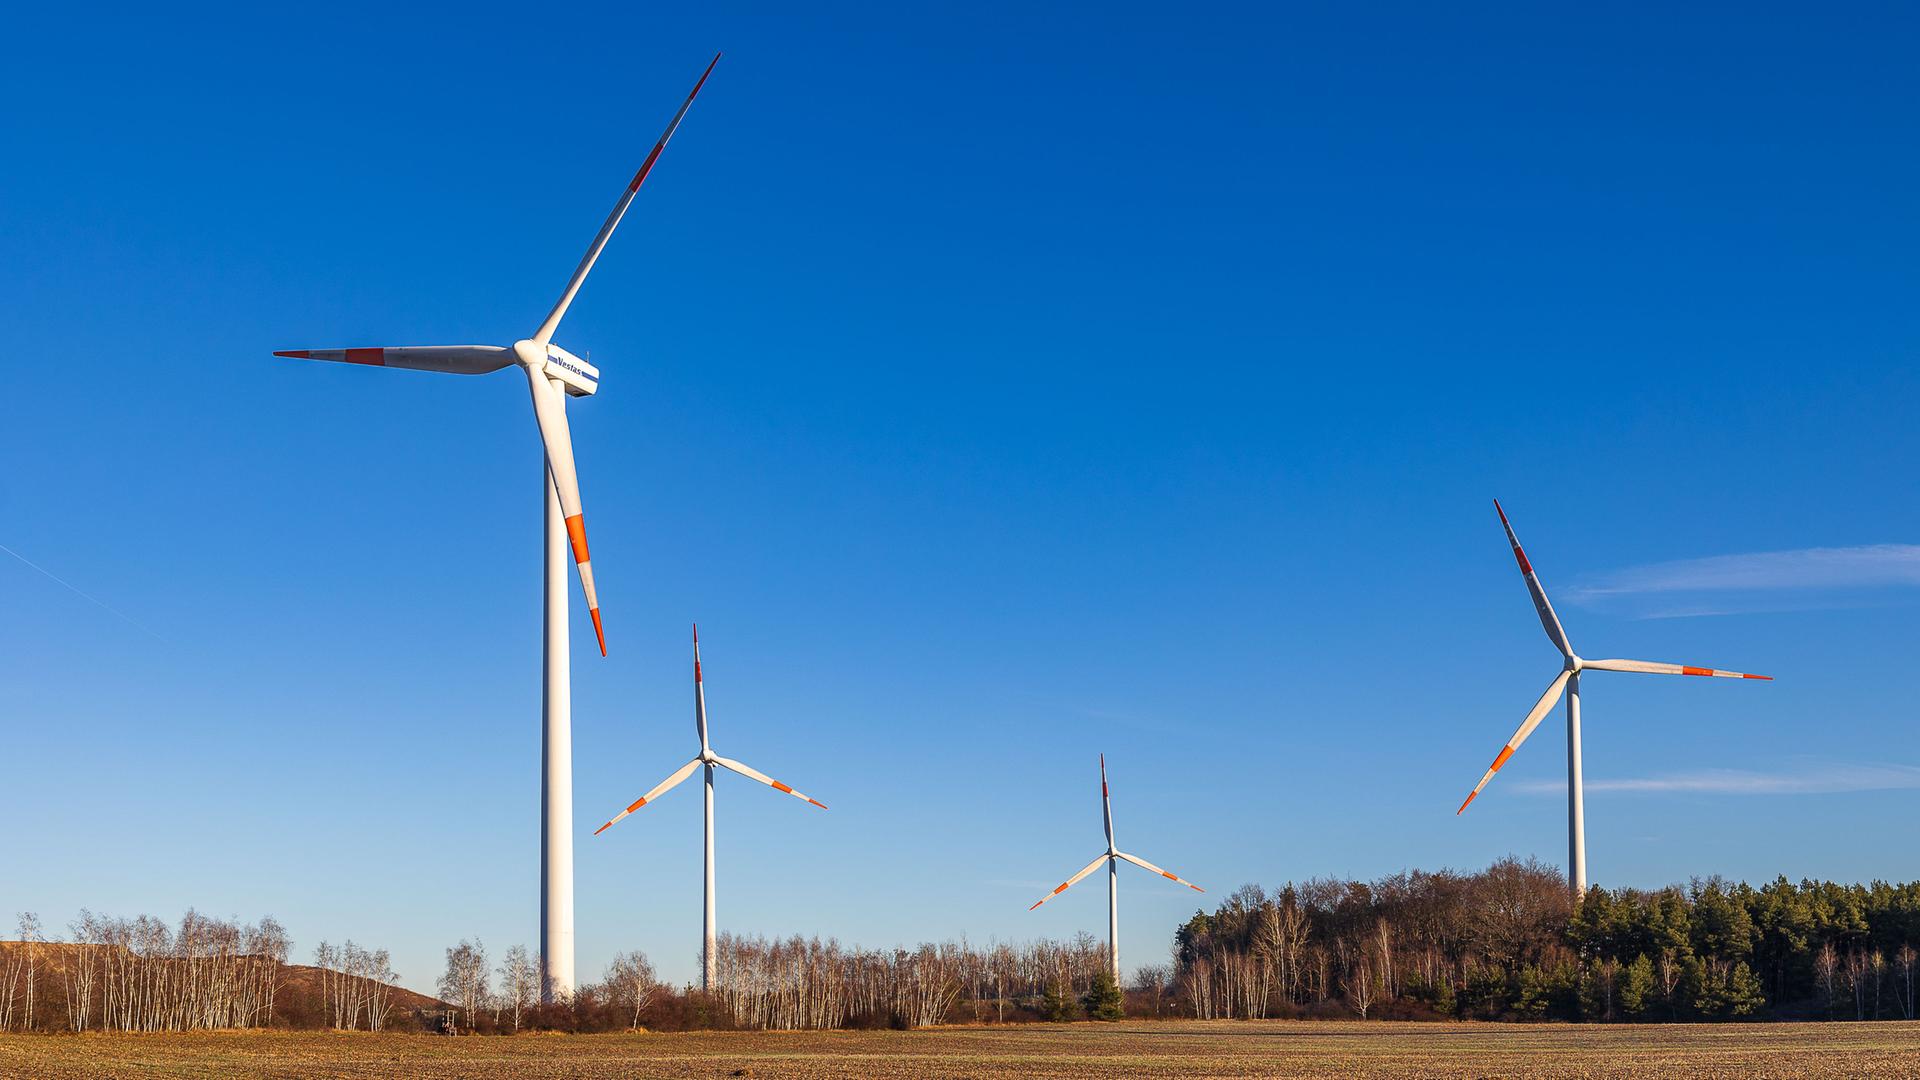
[1493,498,1532,575]
[272,348,387,366]
[594,758,701,835]
[564,514,590,562]
[624,55,720,195]
[770,779,828,810]
[1116,851,1204,892]
[713,755,827,809]
[531,54,721,346]
[1492,499,1573,657]
[1584,658,1772,680]
[1459,744,1522,815]
[1683,666,1771,679]
[594,796,649,835]
[1458,669,1571,815]
[1028,854,1109,911]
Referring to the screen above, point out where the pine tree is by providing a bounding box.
[1568,887,1616,960]
[1682,956,1715,1019]
[1579,959,1619,1022]
[1040,980,1078,1022]
[1082,970,1124,1021]
[1514,965,1550,1018]
[1689,880,1754,963]
[1619,955,1655,1018]
[1725,961,1767,1017]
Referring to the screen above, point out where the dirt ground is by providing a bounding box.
[3,1019,1919,1079]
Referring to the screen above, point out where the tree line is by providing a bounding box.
[1173,857,1920,1022]
[8,860,1918,1034]
[426,932,1117,1032]
[0,911,289,1032]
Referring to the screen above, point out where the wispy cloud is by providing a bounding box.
[1564,544,1920,618]
[1514,763,1920,797]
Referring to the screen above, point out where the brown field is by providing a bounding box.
[3,1020,1919,1079]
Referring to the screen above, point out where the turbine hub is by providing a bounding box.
[1566,654,1583,671]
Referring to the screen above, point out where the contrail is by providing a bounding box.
[0,541,167,643]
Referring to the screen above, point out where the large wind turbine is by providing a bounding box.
[272,56,720,999]
[1029,755,1203,982]
[595,625,827,991]
[1457,500,1771,897]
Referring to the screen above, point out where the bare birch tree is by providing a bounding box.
[603,950,657,1030]
[439,940,489,1034]
[499,946,536,1032]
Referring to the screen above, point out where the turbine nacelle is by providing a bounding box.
[513,339,600,397]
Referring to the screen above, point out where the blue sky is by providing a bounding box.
[3,3,1917,992]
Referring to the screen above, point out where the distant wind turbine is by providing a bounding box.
[1029,755,1203,982]
[271,55,722,998]
[1457,500,1772,897]
[595,625,827,991]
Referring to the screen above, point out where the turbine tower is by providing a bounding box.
[272,56,720,1000]
[595,625,827,991]
[1029,755,1203,982]
[1457,499,1772,897]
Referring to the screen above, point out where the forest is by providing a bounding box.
[1173,857,1920,1023]
[3,858,1916,1032]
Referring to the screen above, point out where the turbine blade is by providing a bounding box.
[1115,851,1205,893]
[272,345,512,375]
[693,623,710,750]
[1100,753,1115,849]
[1028,854,1111,911]
[1493,499,1573,657]
[712,755,827,809]
[1457,668,1573,814]
[1583,658,1772,680]
[524,366,605,655]
[595,757,702,834]
[532,54,720,345]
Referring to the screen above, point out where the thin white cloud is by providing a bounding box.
[1514,763,1920,797]
[1568,544,1920,600]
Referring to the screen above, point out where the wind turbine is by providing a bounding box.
[1457,500,1772,897]
[594,625,827,991]
[1029,755,1203,982]
[271,55,721,999]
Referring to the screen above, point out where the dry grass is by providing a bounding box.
[3,1020,1919,1079]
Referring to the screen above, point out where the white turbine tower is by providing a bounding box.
[595,625,827,991]
[1029,755,1203,982]
[272,55,720,1000]
[1457,499,1772,897]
